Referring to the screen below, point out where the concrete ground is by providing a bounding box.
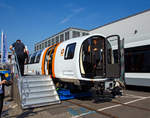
[2,86,150,118]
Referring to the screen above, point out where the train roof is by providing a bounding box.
[59,33,106,45]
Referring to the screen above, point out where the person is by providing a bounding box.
[24,46,29,64]
[88,39,101,68]
[88,39,104,76]
[0,75,7,118]
[9,39,26,76]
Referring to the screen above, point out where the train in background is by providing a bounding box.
[124,34,150,87]
[25,34,124,95]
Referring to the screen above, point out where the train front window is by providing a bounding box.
[80,36,105,78]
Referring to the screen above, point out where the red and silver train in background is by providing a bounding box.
[25,34,124,95]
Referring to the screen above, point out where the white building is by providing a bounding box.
[90,9,150,45]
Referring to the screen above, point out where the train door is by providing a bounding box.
[44,48,51,75]
[47,47,55,75]
[44,47,54,75]
[105,35,121,78]
[80,36,105,78]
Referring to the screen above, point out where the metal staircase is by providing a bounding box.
[22,75,60,109]
[12,53,60,109]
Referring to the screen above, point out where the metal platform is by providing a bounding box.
[11,53,61,109]
[21,75,61,109]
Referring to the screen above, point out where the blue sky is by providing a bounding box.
[0,0,150,52]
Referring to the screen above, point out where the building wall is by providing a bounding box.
[90,10,150,44]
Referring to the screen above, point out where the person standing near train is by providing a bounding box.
[9,39,26,76]
[0,76,7,118]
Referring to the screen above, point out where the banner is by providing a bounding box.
[1,31,8,63]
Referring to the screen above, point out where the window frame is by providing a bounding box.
[29,52,38,64]
[125,45,150,73]
[64,43,76,60]
[34,50,43,63]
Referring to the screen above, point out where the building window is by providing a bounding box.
[36,45,38,51]
[56,36,59,43]
[39,44,41,49]
[45,41,47,47]
[72,31,80,38]
[60,34,64,42]
[82,32,89,36]
[64,43,76,60]
[65,31,70,40]
[48,40,51,46]
[52,38,54,45]
[42,43,44,49]
[36,45,38,50]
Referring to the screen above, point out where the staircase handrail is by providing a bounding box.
[12,52,24,105]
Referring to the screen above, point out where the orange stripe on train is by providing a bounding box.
[52,43,60,78]
[41,44,56,75]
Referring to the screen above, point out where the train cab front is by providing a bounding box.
[80,36,105,78]
[80,35,124,96]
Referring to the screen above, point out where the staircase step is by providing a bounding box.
[20,75,60,109]
[23,99,60,109]
[23,96,60,107]
[22,90,58,99]
[23,79,52,83]
[23,76,52,81]
[23,83,53,88]
[23,80,53,86]
[23,86,55,93]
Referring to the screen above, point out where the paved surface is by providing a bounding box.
[2,87,150,118]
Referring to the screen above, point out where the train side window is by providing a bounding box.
[125,45,150,73]
[35,50,42,63]
[28,54,32,64]
[64,43,76,60]
[30,52,37,64]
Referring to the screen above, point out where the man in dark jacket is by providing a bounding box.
[0,75,7,118]
[9,39,26,76]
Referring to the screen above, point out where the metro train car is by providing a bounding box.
[25,34,124,94]
[124,34,150,87]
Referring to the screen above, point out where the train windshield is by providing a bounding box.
[80,36,106,78]
[80,35,121,78]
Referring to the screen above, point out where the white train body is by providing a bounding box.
[55,35,109,83]
[25,34,123,90]
[25,50,44,75]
